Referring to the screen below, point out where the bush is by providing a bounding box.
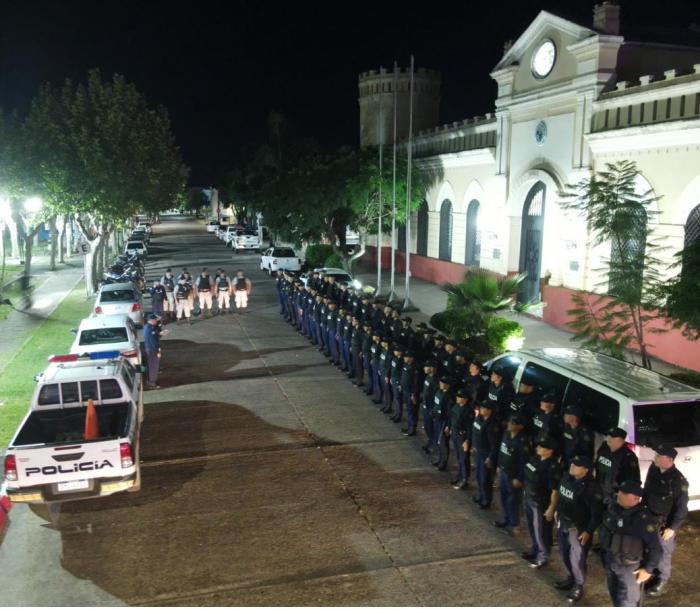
[486,316,524,355]
[304,244,334,268]
[429,309,472,341]
[324,252,344,269]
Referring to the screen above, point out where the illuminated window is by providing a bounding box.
[465,199,481,267]
[417,201,429,257]
[439,199,453,261]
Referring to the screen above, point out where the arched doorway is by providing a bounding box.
[439,199,453,261]
[681,204,700,279]
[465,199,481,267]
[417,201,429,256]
[518,182,546,303]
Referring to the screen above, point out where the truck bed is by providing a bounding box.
[12,403,131,447]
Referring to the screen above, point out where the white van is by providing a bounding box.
[487,348,700,510]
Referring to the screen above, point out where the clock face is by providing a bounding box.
[532,39,556,79]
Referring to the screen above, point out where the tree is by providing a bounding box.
[661,236,700,340]
[561,160,668,369]
[22,70,187,293]
[184,188,209,214]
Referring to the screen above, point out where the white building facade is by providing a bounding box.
[364,4,700,371]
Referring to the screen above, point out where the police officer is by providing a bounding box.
[355,320,373,388]
[160,268,176,321]
[555,454,604,603]
[453,350,469,382]
[643,444,689,598]
[420,361,439,455]
[509,379,540,421]
[326,301,340,366]
[465,361,487,405]
[532,391,564,450]
[370,299,386,333]
[431,335,448,371]
[495,412,529,534]
[233,270,252,313]
[275,270,286,315]
[523,437,561,569]
[397,316,414,347]
[387,343,404,418]
[431,376,454,471]
[174,278,193,324]
[195,268,214,317]
[485,366,516,426]
[562,404,595,467]
[414,322,434,361]
[149,279,167,319]
[215,269,233,314]
[442,340,458,377]
[143,313,162,389]
[350,316,363,381]
[600,479,661,607]
[445,387,473,489]
[369,332,383,400]
[595,427,640,506]
[374,336,392,405]
[399,349,420,435]
[469,401,500,509]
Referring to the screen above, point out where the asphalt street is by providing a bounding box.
[1,216,699,606]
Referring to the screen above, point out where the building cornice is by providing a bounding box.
[587,118,700,153]
[415,148,496,169]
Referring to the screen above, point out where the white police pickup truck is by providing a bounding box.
[3,351,144,503]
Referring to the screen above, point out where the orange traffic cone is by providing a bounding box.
[84,399,100,440]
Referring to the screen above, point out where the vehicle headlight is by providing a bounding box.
[352,279,362,289]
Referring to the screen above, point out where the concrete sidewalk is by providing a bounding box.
[355,264,683,376]
[0,256,85,373]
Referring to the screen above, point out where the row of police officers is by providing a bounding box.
[275,270,690,606]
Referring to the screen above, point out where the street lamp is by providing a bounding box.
[23,196,43,215]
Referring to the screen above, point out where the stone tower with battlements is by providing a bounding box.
[358,66,441,148]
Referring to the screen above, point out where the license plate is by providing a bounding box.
[57,479,90,492]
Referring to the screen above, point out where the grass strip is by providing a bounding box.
[0,281,93,447]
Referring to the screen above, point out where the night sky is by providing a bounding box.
[1,1,699,185]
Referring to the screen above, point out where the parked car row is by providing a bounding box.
[206,219,264,253]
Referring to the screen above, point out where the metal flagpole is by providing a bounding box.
[388,61,398,303]
[376,67,384,296]
[403,54,417,311]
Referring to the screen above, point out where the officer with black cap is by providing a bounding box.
[397,316,414,347]
[599,479,661,606]
[376,336,393,407]
[465,360,487,404]
[470,401,501,509]
[431,335,448,372]
[369,332,384,400]
[523,437,561,569]
[532,390,564,450]
[370,298,387,333]
[442,339,459,377]
[387,343,405,419]
[562,403,594,466]
[420,360,440,454]
[486,366,516,427]
[431,376,455,470]
[453,350,469,382]
[643,444,689,598]
[554,454,605,603]
[399,349,421,434]
[495,412,529,534]
[445,387,473,489]
[350,316,364,381]
[356,323,374,389]
[414,322,434,361]
[595,427,640,506]
[509,378,540,422]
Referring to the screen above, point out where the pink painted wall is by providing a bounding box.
[543,285,700,372]
[365,246,469,285]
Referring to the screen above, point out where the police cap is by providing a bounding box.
[537,437,557,450]
[363,320,372,327]
[402,316,412,324]
[618,479,644,496]
[446,339,458,347]
[439,376,454,385]
[456,388,470,399]
[434,335,446,343]
[361,294,370,301]
[541,390,559,404]
[572,455,593,469]
[425,360,439,369]
[509,412,528,426]
[381,335,392,343]
[416,322,428,330]
[563,404,583,418]
[393,344,405,353]
[147,313,160,320]
[607,427,627,439]
[426,328,437,335]
[455,350,468,359]
[404,349,415,357]
[655,444,678,459]
[479,402,495,410]
[491,366,505,377]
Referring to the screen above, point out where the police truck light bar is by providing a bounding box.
[48,351,123,363]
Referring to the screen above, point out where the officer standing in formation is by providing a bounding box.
[274,271,692,605]
[160,268,176,321]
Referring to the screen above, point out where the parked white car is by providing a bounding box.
[94,282,144,328]
[301,267,362,289]
[230,229,262,252]
[260,247,302,274]
[125,241,147,257]
[206,220,220,233]
[71,314,141,365]
[222,226,240,244]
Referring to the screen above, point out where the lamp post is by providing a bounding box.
[402,55,417,312]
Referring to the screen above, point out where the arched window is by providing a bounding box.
[682,204,700,279]
[397,223,406,252]
[417,201,429,256]
[608,204,647,299]
[439,199,453,261]
[465,199,481,267]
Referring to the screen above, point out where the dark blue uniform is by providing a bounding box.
[431,389,453,469]
[421,373,439,452]
[470,412,500,508]
[400,361,420,432]
[600,502,662,607]
[595,444,640,505]
[497,431,528,528]
[524,454,561,565]
[557,472,604,588]
[447,402,473,483]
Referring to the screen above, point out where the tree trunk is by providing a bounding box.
[49,216,58,271]
[58,216,66,264]
[8,217,21,260]
[65,215,73,257]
